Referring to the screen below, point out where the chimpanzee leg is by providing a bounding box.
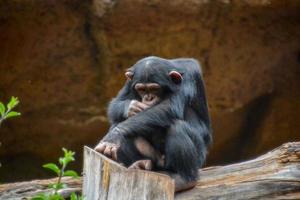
[116,137,145,167]
[164,120,200,187]
[128,137,164,170]
[134,137,164,168]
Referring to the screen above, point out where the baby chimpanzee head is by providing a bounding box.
[125,56,183,106]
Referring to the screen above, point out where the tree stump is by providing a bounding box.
[82,146,175,200]
[0,142,300,199]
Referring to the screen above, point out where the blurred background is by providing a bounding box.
[0,0,299,183]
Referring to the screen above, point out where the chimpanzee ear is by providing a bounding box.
[169,71,183,84]
[125,71,134,80]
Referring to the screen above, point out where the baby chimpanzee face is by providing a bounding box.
[125,57,183,106]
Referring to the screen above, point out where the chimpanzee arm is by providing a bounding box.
[107,98,131,126]
[102,90,198,145]
[107,82,137,127]
[102,97,182,143]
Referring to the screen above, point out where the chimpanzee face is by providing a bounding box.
[125,57,183,106]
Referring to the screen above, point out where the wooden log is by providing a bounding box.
[175,142,300,200]
[0,142,299,200]
[0,177,82,199]
[82,146,175,200]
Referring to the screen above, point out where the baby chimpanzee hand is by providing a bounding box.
[127,100,149,117]
[94,141,119,161]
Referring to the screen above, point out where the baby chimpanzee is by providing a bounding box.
[95,56,212,192]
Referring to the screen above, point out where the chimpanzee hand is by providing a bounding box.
[127,100,149,117]
[128,159,153,170]
[94,141,120,161]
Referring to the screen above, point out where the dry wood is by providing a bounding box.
[83,146,175,200]
[175,142,300,200]
[0,142,299,200]
[0,177,82,199]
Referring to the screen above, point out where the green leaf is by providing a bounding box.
[5,111,21,119]
[59,157,64,166]
[48,183,57,190]
[63,170,79,178]
[48,183,66,190]
[31,193,49,200]
[47,193,64,200]
[70,193,84,200]
[31,196,46,200]
[70,193,77,200]
[62,148,68,154]
[7,96,19,110]
[53,195,64,200]
[59,148,75,167]
[78,195,85,200]
[43,163,60,175]
[0,102,5,116]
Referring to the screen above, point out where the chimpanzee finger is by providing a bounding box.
[129,161,143,169]
[103,146,112,158]
[137,162,145,169]
[131,105,143,112]
[128,109,141,117]
[128,164,137,169]
[94,142,107,153]
[133,165,138,169]
[111,147,118,161]
[144,161,152,170]
[134,164,141,169]
[135,101,150,110]
[128,100,138,110]
[131,100,146,109]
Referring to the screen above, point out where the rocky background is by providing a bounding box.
[0,0,299,182]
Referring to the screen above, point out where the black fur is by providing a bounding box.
[103,56,212,182]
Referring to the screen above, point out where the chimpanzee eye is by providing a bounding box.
[139,88,145,92]
[134,83,146,93]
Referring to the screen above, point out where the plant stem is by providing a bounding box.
[0,106,13,126]
[54,164,66,195]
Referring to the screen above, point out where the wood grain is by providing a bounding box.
[82,146,175,200]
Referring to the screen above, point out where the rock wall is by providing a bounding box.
[0,0,299,182]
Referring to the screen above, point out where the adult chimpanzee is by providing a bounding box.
[95,56,212,192]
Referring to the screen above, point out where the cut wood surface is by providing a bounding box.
[1,142,300,200]
[82,146,175,200]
